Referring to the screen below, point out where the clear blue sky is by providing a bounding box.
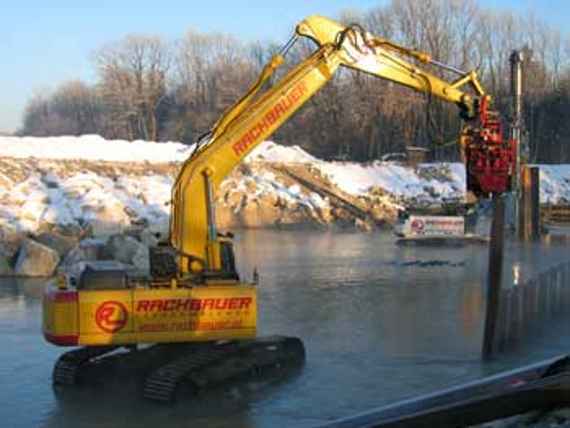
[0,0,566,133]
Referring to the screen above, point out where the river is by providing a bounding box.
[1,230,570,427]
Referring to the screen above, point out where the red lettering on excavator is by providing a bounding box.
[135,297,253,313]
[149,300,164,312]
[232,81,307,156]
[163,300,176,311]
[215,299,229,310]
[136,300,149,312]
[176,299,192,311]
[239,297,252,309]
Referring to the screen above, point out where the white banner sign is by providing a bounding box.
[400,215,464,237]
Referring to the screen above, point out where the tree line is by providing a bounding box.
[20,0,570,163]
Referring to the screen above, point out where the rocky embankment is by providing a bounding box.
[0,137,473,277]
[0,157,403,277]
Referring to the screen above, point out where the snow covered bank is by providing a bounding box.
[2,135,570,277]
[4,135,570,240]
[0,135,315,164]
[0,136,468,237]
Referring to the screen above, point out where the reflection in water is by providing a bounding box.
[1,230,570,428]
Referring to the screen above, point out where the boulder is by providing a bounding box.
[103,234,142,264]
[60,239,107,274]
[140,228,159,248]
[103,234,149,275]
[216,205,237,230]
[33,231,78,258]
[85,200,131,238]
[0,254,13,276]
[315,205,333,224]
[239,200,282,228]
[222,191,246,211]
[0,224,25,260]
[355,218,374,232]
[131,244,150,276]
[147,216,169,241]
[14,239,60,277]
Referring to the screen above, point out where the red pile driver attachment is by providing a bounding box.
[462,96,517,197]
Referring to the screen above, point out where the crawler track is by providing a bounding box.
[53,346,119,385]
[51,336,305,402]
[143,336,305,402]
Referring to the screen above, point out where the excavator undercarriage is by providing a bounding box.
[45,261,305,402]
[52,334,305,403]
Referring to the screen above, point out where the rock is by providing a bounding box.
[316,205,333,224]
[222,191,246,211]
[14,239,60,277]
[147,216,169,241]
[216,205,236,230]
[85,200,131,238]
[102,234,149,275]
[51,223,89,240]
[0,224,25,260]
[239,200,282,228]
[33,231,78,257]
[103,234,142,264]
[355,218,374,232]
[244,179,257,193]
[131,244,150,276]
[140,228,159,248]
[60,239,107,274]
[0,254,13,276]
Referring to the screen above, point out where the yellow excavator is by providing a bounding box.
[43,15,516,401]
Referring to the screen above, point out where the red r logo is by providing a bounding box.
[95,301,128,333]
[411,219,425,232]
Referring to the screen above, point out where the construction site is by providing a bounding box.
[5,2,570,428]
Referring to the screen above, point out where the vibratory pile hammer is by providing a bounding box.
[43,15,515,401]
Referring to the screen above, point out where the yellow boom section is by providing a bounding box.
[170,15,487,276]
[297,15,486,117]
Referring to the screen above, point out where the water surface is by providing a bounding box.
[1,230,569,427]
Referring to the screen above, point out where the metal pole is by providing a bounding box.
[510,50,524,236]
[519,166,540,241]
[482,195,505,359]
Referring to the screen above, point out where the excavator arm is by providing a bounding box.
[169,15,514,277]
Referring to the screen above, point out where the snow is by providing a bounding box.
[0,135,313,164]
[314,160,466,203]
[4,135,570,235]
[538,165,570,204]
[0,135,193,163]
[246,141,316,163]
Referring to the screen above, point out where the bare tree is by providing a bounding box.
[21,81,102,136]
[94,35,171,141]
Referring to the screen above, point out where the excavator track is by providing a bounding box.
[143,335,305,402]
[51,336,304,402]
[53,346,119,386]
